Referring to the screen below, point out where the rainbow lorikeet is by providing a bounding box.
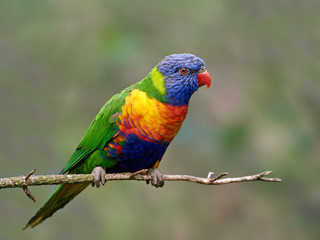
[24,53,211,229]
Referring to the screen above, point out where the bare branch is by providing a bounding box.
[0,170,281,190]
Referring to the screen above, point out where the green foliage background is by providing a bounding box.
[0,1,319,239]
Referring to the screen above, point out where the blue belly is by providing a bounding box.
[106,133,169,173]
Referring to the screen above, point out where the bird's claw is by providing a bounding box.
[146,168,164,188]
[91,166,106,188]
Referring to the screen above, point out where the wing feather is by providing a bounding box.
[60,88,132,174]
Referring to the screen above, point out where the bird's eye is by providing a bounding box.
[179,67,189,76]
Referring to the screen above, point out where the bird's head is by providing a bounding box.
[156,53,211,106]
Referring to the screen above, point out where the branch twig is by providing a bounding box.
[0,170,281,191]
[21,169,37,202]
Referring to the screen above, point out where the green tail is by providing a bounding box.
[23,182,89,229]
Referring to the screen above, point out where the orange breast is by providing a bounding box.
[117,89,188,142]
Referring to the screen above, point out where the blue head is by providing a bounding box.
[157,53,211,106]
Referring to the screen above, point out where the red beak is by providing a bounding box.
[197,70,212,89]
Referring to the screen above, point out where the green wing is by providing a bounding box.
[60,87,134,174]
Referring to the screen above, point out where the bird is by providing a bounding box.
[24,53,211,229]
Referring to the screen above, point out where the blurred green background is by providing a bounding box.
[0,0,319,239]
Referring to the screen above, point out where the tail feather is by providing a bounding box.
[23,183,89,229]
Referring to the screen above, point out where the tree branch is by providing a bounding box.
[0,170,282,202]
[0,169,281,202]
[0,170,281,190]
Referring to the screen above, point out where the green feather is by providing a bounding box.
[23,183,89,229]
[60,86,134,174]
[137,67,167,103]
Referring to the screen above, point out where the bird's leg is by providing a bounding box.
[91,166,106,188]
[147,168,164,188]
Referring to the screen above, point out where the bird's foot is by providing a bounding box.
[91,166,106,188]
[146,168,164,188]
